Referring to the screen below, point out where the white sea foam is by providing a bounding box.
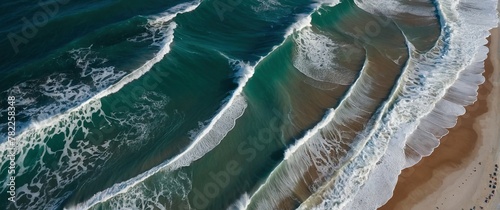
[0,99,111,209]
[0,1,185,142]
[227,193,251,210]
[354,0,436,17]
[161,59,251,170]
[298,0,498,209]
[105,171,193,210]
[282,0,340,39]
[251,0,282,13]
[128,0,201,47]
[0,47,126,140]
[293,28,359,85]
[315,0,340,8]
[1,90,176,209]
[69,60,250,209]
[284,108,335,160]
[0,3,195,209]
[403,55,487,167]
[1,20,174,145]
[251,0,337,37]
[284,14,312,38]
[245,52,378,210]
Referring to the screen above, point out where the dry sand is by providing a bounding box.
[379,21,500,210]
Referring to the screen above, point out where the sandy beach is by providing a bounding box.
[379,16,500,210]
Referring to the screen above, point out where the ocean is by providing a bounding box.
[0,0,498,209]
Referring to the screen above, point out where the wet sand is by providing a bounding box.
[379,25,500,210]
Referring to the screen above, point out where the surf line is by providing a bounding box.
[244,53,371,209]
[300,0,498,207]
[297,41,413,210]
[0,1,201,150]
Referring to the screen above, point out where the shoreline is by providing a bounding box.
[380,25,500,210]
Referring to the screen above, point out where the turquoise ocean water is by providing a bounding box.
[0,0,498,209]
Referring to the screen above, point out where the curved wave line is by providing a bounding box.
[299,0,498,208]
[0,0,200,149]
